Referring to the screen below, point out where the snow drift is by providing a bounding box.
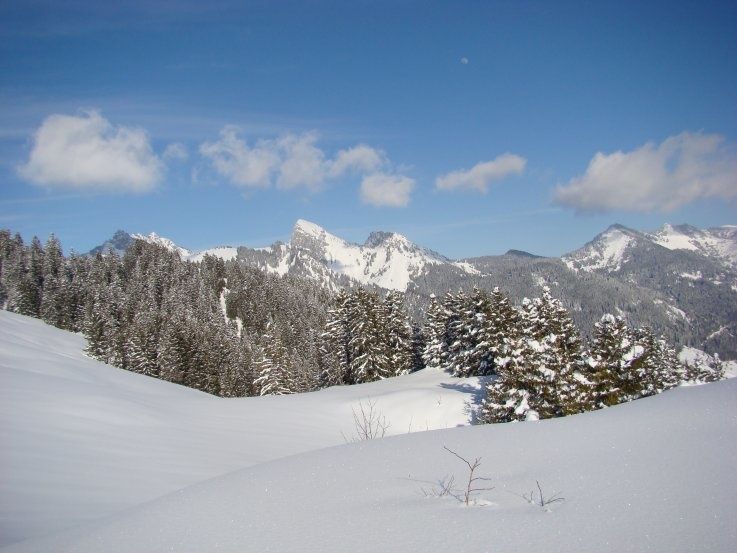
[2,311,736,552]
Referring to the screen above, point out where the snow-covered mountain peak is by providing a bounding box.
[131,232,192,258]
[563,224,642,273]
[364,230,398,248]
[292,219,328,239]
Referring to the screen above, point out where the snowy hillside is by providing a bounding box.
[1,312,734,552]
[130,232,192,258]
[3,312,737,552]
[562,224,639,273]
[650,223,737,269]
[0,311,482,547]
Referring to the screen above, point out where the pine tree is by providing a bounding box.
[347,287,391,383]
[253,327,292,395]
[421,294,446,369]
[320,290,352,385]
[630,327,681,397]
[384,290,414,377]
[587,314,639,407]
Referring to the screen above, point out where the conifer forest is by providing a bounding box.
[1,229,723,424]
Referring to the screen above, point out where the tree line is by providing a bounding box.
[0,229,724,422]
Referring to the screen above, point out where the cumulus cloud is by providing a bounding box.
[18,110,163,192]
[163,142,189,162]
[436,153,526,192]
[329,144,387,177]
[360,173,415,207]
[554,132,737,213]
[200,127,391,190]
[460,57,469,65]
[200,127,412,205]
[276,132,327,189]
[199,126,280,188]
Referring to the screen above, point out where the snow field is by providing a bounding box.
[0,311,482,546]
[5,373,737,552]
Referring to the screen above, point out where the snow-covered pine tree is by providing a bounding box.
[253,326,292,395]
[630,327,681,397]
[421,294,446,369]
[320,289,352,386]
[384,290,414,377]
[586,314,639,407]
[479,326,542,423]
[481,287,521,372]
[126,310,161,377]
[682,351,725,383]
[347,287,391,383]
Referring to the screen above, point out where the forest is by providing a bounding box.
[0,229,724,423]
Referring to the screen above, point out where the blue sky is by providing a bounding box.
[1,0,736,258]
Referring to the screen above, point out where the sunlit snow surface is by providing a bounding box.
[650,224,737,269]
[2,312,737,552]
[563,226,634,273]
[0,311,481,547]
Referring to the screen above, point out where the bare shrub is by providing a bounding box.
[342,398,390,442]
[523,480,565,508]
[420,475,456,498]
[443,446,494,506]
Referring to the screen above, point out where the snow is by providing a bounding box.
[680,270,703,280]
[287,220,448,291]
[562,226,634,273]
[3,312,736,552]
[187,246,238,263]
[679,346,737,379]
[0,311,482,547]
[452,261,481,275]
[650,223,737,269]
[665,304,689,322]
[130,232,191,259]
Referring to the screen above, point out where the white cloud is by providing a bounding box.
[554,132,737,213]
[18,110,163,192]
[435,153,526,192]
[276,133,327,190]
[460,57,469,65]
[200,127,410,204]
[360,173,415,207]
[163,142,188,162]
[199,126,280,188]
[329,144,387,177]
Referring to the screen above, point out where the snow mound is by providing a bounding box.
[6,373,736,552]
[0,311,482,547]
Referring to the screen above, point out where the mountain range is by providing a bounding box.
[89,220,737,358]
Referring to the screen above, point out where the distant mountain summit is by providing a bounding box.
[239,219,468,291]
[88,230,134,256]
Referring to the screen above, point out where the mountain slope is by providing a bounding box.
[4,318,735,552]
[86,220,737,357]
[0,311,483,547]
[650,223,737,269]
[562,223,737,357]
